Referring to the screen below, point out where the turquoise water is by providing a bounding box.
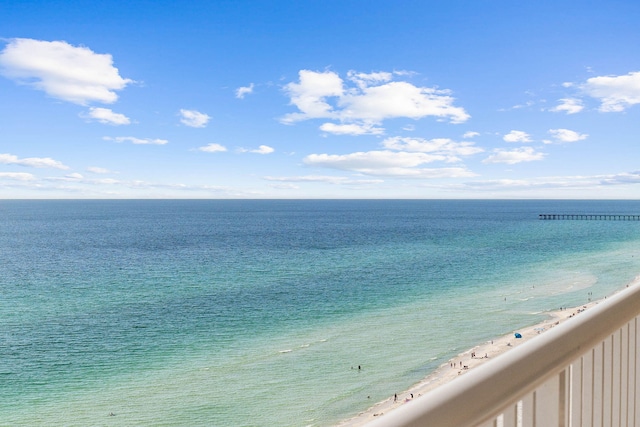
[2,200,640,426]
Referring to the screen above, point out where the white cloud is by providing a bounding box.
[463,131,480,138]
[179,109,211,128]
[264,175,384,185]
[251,145,274,154]
[198,143,227,153]
[319,122,384,135]
[483,147,545,164]
[550,98,584,114]
[95,178,121,185]
[463,171,640,192]
[281,69,469,130]
[583,71,640,112]
[298,132,482,179]
[0,172,36,181]
[599,171,640,185]
[303,150,476,178]
[236,83,254,99]
[508,100,535,110]
[239,145,274,154]
[48,172,84,181]
[341,81,469,123]
[104,136,168,145]
[306,151,438,169]
[0,38,132,105]
[347,70,393,88]
[381,137,483,159]
[0,153,69,169]
[87,166,112,174]
[548,128,588,143]
[503,130,532,143]
[267,182,300,190]
[263,175,384,189]
[282,70,344,123]
[83,107,131,125]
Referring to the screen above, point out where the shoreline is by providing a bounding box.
[335,286,630,427]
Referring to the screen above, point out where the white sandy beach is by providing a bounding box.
[336,298,603,427]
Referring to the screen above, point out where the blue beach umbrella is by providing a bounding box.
[514,332,522,338]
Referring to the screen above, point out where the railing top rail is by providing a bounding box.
[365,280,640,427]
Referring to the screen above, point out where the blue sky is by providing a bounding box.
[1,0,640,199]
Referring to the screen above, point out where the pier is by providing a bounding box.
[538,213,640,220]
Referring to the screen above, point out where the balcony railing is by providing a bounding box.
[366,281,640,427]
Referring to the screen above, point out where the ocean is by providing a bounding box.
[2,199,640,426]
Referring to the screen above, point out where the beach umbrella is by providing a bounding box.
[514,332,522,338]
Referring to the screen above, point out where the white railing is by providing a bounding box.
[366,282,640,427]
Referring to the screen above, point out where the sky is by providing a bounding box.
[1,0,640,199]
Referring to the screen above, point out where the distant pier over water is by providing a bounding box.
[539,214,640,220]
